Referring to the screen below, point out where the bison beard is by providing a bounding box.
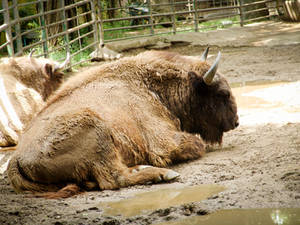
[7,48,239,198]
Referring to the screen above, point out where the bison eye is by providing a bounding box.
[218,90,230,99]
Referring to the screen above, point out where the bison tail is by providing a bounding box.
[7,156,59,194]
[8,157,83,199]
[34,184,82,199]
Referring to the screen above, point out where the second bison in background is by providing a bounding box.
[0,53,69,146]
[8,48,239,197]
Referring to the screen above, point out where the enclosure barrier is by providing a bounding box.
[0,0,280,69]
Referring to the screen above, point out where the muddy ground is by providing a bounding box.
[0,21,300,225]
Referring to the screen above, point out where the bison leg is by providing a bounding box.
[92,162,180,190]
[125,165,180,184]
[169,133,206,164]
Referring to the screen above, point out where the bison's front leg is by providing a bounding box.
[92,161,180,190]
[125,165,180,185]
[169,132,206,164]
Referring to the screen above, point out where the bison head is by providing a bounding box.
[184,51,239,144]
[28,51,70,101]
[4,51,70,101]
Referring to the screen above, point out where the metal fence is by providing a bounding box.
[0,0,279,69]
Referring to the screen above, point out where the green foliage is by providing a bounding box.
[199,16,240,31]
[26,21,39,29]
[48,36,94,68]
[103,20,133,40]
[17,1,38,32]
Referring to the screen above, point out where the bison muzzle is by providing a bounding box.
[7,48,239,198]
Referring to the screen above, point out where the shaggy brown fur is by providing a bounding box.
[8,50,239,198]
[0,56,65,146]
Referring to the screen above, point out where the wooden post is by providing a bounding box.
[60,0,71,68]
[2,0,14,56]
[91,0,100,50]
[170,0,177,34]
[75,5,83,50]
[239,0,244,27]
[97,0,105,46]
[12,0,23,56]
[38,0,49,57]
[146,0,154,35]
[194,0,199,32]
[187,0,192,17]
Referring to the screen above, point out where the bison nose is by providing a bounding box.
[235,120,239,127]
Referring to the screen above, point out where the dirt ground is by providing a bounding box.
[1,21,300,225]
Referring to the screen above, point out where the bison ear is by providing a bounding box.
[44,63,54,77]
[188,71,205,83]
[45,64,64,81]
[188,71,198,79]
[188,71,205,90]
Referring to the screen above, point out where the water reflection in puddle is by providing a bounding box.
[156,208,300,225]
[232,81,300,126]
[100,184,225,217]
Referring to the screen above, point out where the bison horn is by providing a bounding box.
[54,52,71,71]
[203,51,221,85]
[28,49,36,58]
[200,47,209,61]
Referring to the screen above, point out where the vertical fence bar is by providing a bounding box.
[146,0,154,35]
[170,0,177,34]
[2,0,14,56]
[12,0,22,56]
[194,0,199,32]
[60,0,71,66]
[97,0,105,45]
[239,0,244,26]
[275,0,280,16]
[75,5,83,51]
[91,0,100,51]
[38,0,48,57]
[187,0,192,18]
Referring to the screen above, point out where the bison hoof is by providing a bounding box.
[163,170,180,181]
[137,165,152,171]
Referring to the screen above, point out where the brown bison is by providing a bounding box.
[7,48,239,197]
[0,52,69,146]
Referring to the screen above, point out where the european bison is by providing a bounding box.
[0,52,69,146]
[8,48,239,197]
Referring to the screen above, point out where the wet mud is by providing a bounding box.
[156,208,300,225]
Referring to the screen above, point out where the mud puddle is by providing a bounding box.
[156,208,300,225]
[99,184,225,217]
[232,81,300,126]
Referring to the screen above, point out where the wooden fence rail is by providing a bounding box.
[0,0,279,69]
